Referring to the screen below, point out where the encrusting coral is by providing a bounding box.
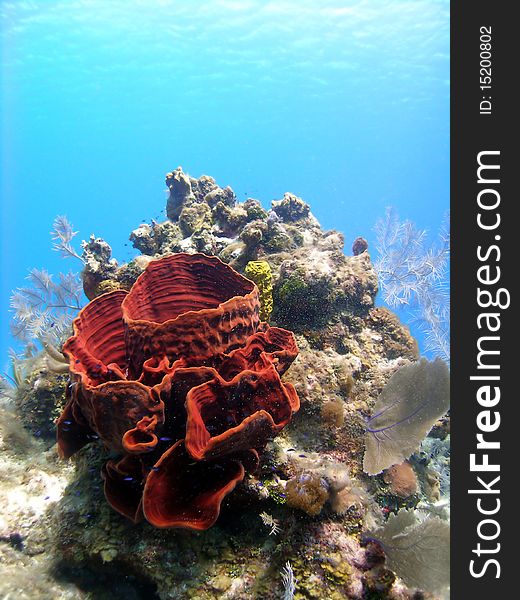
[244,260,273,321]
[285,472,330,516]
[382,461,419,498]
[57,252,299,529]
[321,398,345,428]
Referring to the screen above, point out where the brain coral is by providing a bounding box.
[57,253,299,530]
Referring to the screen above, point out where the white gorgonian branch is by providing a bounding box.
[280,561,296,600]
[10,215,86,347]
[259,511,281,536]
[374,208,450,362]
[10,269,83,345]
[51,215,85,263]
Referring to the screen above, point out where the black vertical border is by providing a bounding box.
[451,2,514,598]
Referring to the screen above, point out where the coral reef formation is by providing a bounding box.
[4,168,450,599]
[57,253,299,529]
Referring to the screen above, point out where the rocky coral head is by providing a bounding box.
[271,192,310,222]
[57,252,300,529]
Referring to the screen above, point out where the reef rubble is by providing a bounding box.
[1,168,449,600]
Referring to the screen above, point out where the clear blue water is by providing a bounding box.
[0,0,449,371]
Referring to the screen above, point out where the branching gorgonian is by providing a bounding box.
[374,208,450,361]
[280,561,296,600]
[259,511,281,536]
[10,216,84,347]
[10,269,83,345]
[51,215,85,263]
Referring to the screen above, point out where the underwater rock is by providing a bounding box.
[204,185,236,209]
[57,253,299,530]
[81,235,119,300]
[271,192,311,223]
[243,198,268,221]
[272,238,378,331]
[192,173,219,199]
[213,201,249,236]
[129,223,157,255]
[366,307,419,360]
[113,255,154,291]
[11,354,68,444]
[239,219,268,253]
[0,390,80,598]
[179,201,212,237]
[94,278,126,295]
[130,221,184,257]
[165,167,196,221]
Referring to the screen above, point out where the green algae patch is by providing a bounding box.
[274,271,334,329]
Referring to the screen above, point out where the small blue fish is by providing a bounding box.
[159,436,173,442]
[123,477,133,481]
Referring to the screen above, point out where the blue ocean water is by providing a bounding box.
[0,0,449,371]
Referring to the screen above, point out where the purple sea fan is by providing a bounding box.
[363,358,450,475]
